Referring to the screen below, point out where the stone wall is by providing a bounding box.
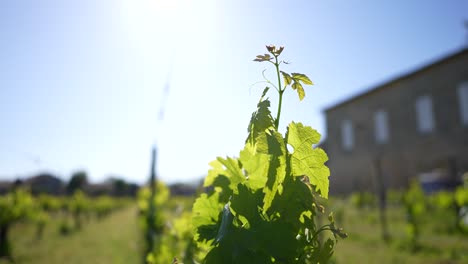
[325,49,468,195]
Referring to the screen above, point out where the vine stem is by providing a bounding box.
[274,55,283,130]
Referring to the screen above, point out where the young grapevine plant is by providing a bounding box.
[0,189,35,259]
[403,180,426,250]
[192,45,346,263]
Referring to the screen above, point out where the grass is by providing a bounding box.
[0,206,143,264]
[1,197,467,263]
[331,200,468,264]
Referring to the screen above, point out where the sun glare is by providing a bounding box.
[120,0,211,59]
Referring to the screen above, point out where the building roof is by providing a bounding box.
[25,173,61,182]
[324,47,468,113]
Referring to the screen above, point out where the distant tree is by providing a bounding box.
[107,176,139,197]
[127,183,139,197]
[12,179,23,189]
[67,171,88,194]
[112,178,128,197]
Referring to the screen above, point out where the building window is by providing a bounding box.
[374,110,389,144]
[341,119,354,151]
[415,95,435,133]
[458,82,468,126]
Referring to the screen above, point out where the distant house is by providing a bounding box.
[169,182,198,196]
[24,173,64,195]
[0,181,12,195]
[324,48,468,194]
[84,182,113,197]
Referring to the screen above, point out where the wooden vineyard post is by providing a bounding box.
[146,147,157,256]
[372,157,390,242]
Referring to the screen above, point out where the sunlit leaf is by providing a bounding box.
[253,54,272,62]
[291,73,313,85]
[286,122,330,198]
[280,71,292,86]
[291,81,305,101]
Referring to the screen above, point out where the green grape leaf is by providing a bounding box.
[260,86,269,99]
[246,90,274,144]
[192,192,224,245]
[205,157,245,195]
[290,73,313,101]
[239,143,269,190]
[286,122,330,198]
[230,184,263,225]
[291,81,305,101]
[291,73,313,85]
[256,129,287,211]
[204,159,224,187]
[253,54,272,62]
[257,220,298,261]
[203,159,233,202]
[215,203,233,243]
[310,238,334,264]
[203,245,223,264]
[232,250,273,264]
[269,176,314,228]
[217,157,245,194]
[280,71,292,86]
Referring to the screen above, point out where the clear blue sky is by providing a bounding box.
[1,0,466,184]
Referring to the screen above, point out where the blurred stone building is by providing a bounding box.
[324,48,468,194]
[24,173,64,195]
